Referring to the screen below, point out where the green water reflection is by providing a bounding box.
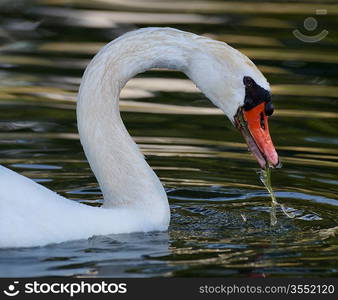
[0,0,337,277]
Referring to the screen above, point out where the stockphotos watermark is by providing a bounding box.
[2,280,127,297]
[293,9,328,43]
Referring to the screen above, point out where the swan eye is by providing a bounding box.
[243,76,254,88]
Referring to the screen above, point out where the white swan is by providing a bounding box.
[0,27,279,248]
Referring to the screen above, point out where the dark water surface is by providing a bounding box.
[0,0,337,277]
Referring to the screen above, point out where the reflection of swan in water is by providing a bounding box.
[91,231,170,277]
[0,231,170,277]
[0,27,278,248]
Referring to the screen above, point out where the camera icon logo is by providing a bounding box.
[3,281,20,297]
[293,9,328,43]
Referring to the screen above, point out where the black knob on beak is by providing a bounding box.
[265,102,274,116]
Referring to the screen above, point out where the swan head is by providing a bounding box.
[233,76,279,169]
[187,42,279,169]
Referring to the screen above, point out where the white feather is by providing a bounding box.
[0,27,268,248]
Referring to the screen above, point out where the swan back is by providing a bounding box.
[0,166,167,247]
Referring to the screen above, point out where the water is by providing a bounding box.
[259,167,279,226]
[258,167,295,226]
[0,0,337,277]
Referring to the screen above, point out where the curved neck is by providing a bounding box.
[76,28,264,210]
[77,28,195,210]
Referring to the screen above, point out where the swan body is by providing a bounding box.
[0,27,274,248]
[0,166,166,248]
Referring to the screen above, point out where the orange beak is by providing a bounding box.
[235,103,279,169]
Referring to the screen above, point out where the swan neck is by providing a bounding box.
[77,29,193,211]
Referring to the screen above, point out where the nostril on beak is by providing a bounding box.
[260,112,265,130]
